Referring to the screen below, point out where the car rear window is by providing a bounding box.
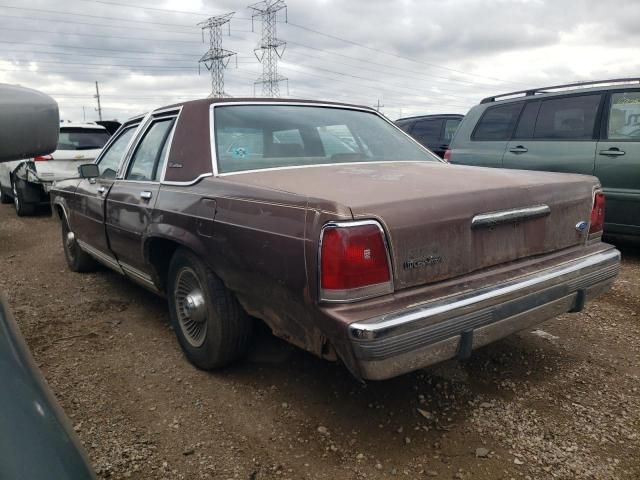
[472,103,523,141]
[57,128,111,150]
[214,105,438,174]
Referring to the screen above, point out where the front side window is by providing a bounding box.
[214,105,438,174]
[57,128,111,150]
[126,118,175,182]
[472,103,523,141]
[534,94,601,140]
[607,91,640,140]
[97,126,137,179]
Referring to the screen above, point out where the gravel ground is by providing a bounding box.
[0,203,638,480]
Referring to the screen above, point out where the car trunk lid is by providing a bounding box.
[226,162,596,290]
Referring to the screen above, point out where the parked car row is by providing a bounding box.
[400,78,639,240]
[47,97,620,381]
[0,121,117,216]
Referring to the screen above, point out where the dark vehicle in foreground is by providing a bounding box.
[447,77,640,239]
[395,114,463,157]
[0,83,95,479]
[51,98,620,381]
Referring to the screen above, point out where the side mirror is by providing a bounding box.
[0,84,59,162]
[78,164,99,179]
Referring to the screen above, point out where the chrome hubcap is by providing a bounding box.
[174,268,207,347]
[66,231,76,251]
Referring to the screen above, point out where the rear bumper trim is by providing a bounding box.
[349,247,620,380]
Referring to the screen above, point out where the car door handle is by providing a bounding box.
[509,146,528,154]
[97,186,106,195]
[599,148,625,157]
[140,191,153,200]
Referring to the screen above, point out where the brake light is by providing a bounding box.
[589,191,605,235]
[320,222,393,301]
[34,155,52,161]
[443,149,452,163]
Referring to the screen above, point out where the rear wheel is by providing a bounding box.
[12,179,36,217]
[0,189,11,204]
[167,248,252,370]
[61,219,98,272]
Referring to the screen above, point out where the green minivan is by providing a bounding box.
[447,78,640,238]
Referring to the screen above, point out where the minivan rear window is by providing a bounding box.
[472,103,523,141]
[533,94,601,140]
[58,128,111,150]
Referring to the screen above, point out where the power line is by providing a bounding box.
[62,0,514,88]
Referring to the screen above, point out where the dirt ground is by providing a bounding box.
[0,203,638,480]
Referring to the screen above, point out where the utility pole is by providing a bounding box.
[82,106,86,122]
[373,99,384,112]
[94,81,102,121]
[248,0,288,97]
[198,13,237,98]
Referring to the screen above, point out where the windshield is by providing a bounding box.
[213,105,439,174]
[57,128,111,151]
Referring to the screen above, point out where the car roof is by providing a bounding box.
[59,122,108,130]
[122,97,380,124]
[396,114,464,122]
[480,77,640,105]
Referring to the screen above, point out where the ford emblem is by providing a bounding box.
[575,221,588,233]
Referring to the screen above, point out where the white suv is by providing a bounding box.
[0,122,112,216]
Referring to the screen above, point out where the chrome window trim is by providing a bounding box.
[471,204,551,229]
[208,101,444,177]
[117,106,181,182]
[161,172,213,186]
[318,219,394,303]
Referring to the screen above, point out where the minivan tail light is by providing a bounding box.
[34,155,52,161]
[589,191,605,235]
[320,221,393,302]
[443,149,452,163]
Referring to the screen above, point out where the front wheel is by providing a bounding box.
[167,248,253,370]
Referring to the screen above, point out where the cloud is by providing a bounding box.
[0,0,638,122]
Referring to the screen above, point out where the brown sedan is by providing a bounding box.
[50,98,620,381]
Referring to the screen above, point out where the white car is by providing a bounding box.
[0,122,112,216]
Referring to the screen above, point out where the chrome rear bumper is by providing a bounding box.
[349,247,621,380]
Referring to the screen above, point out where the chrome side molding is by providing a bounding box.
[471,204,550,229]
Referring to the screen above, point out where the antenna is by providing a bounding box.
[198,13,237,98]
[248,0,288,97]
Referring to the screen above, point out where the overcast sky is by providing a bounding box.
[1,0,639,122]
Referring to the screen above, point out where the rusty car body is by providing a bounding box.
[50,98,620,380]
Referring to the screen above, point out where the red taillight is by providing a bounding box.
[320,222,392,301]
[34,155,52,161]
[443,149,452,163]
[589,191,605,234]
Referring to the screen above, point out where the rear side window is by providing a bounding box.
[534,94,601,140]
[513,101,541,139]
[58,128,110,150]
[472,103,523,141]
[411,119,443,145]
[126,118,175,181]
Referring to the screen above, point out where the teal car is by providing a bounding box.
[447,78,640,239]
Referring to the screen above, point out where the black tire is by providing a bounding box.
[167,248,252,370]
[12,179,36,217]
[61,219,98,272]
[0,188,11,204]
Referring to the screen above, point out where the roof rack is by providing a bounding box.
[480,77,640,104]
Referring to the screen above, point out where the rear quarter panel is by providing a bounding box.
[449,104,507,167]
